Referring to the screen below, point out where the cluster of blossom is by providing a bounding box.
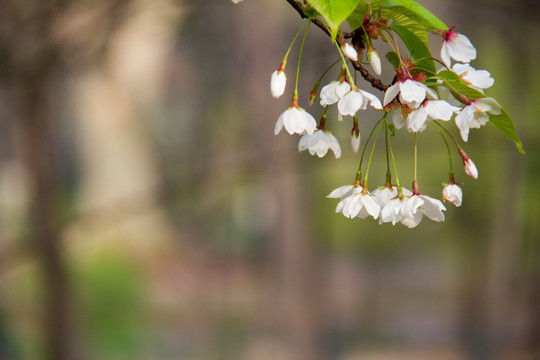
[265,8,511,229]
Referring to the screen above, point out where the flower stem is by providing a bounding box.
[318,106,329,130]
[358,116,384,178]
[384,119,392,185]
[333,40,355,85]
[364,121,384,185]
[293,21,311,97]
[434,120,462,151]
[283,19,309,65]
[430,123,453,172]
[386,118,403,197]
[413,133,418,182]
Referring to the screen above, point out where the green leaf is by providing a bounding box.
[381,0,447,30]
[391,26,435,74]
[347,0,387,29]
[489,108,524,154]
[386,51,400,67]
[385,9,428,45]
[437,70,485,100]
[307,0,360,36]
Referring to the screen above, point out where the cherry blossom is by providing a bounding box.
[298,129,341,158]
[383,79,433,109]
[338,88,382,116]
[319,81,351,106]
[442,184,463,207]
[274,106,317,135]
[455,97,501,141]
[451,63,494,92]
[333,186,380,220]
[400,194,446,228]
[403,100,459,132]
[441,29,476,67]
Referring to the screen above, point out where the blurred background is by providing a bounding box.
[0,0,539,359]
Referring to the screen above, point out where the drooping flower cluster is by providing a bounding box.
[260,0,521,228]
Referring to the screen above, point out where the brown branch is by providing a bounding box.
[352,61,389,91]
[285,0,330,37]
[285,0,389,92]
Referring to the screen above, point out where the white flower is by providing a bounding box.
[319,81,351,106]
[380,187,413,225]
[342,42,358,62]
[334,186,380,219]
[367,49,382,75]
[274,106,317,135]
[441,30,476,67]
[327,185,354,200]
[442,184,463,207]
[373,185,397,208]
[270,70,287,98]
[455,97,501,141]
[372,185,398,224]
[338,88,382,116]
[463,158,478,179]
[350,132,361,153]
[400,194,446,228]
[383,79,432,108]
[451,63,493,91]
[406,100,459,132]
[298,129,341,158]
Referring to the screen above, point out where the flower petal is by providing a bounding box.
[383,83,400,106]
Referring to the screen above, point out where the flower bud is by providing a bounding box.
[270,70,287,98]
[442,184,463,207]
[459,149,478,179]
[464,158,478,179]
[367,48,381,75]
[351,132,361,153]
[341,42,358,62]
[308,83,319,106]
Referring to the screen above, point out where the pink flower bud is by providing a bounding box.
[459,149,478,179]
[464,158,478,179]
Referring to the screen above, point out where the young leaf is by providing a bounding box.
[391,26,435,74]
[437,70,485,100]
[347,0,387,29]
[307,0,360,37]
[382,0,448,30]
[489,108,524,154]
[385,9,428,45]
[386,51,400,67]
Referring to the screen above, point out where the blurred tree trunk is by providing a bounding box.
[235,3,322,360]
[13,69,70,360]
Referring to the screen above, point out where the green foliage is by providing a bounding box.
[437,70,486,99]
[347,0,446,31]
[381,0,448,30]
[391,26,435,74]
[306,0,360,37]
[76,254,145,357]
[489,108,525,154]
[386,51,400,67]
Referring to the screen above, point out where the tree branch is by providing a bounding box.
[285,0,331,37]
[285,0,389,92]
